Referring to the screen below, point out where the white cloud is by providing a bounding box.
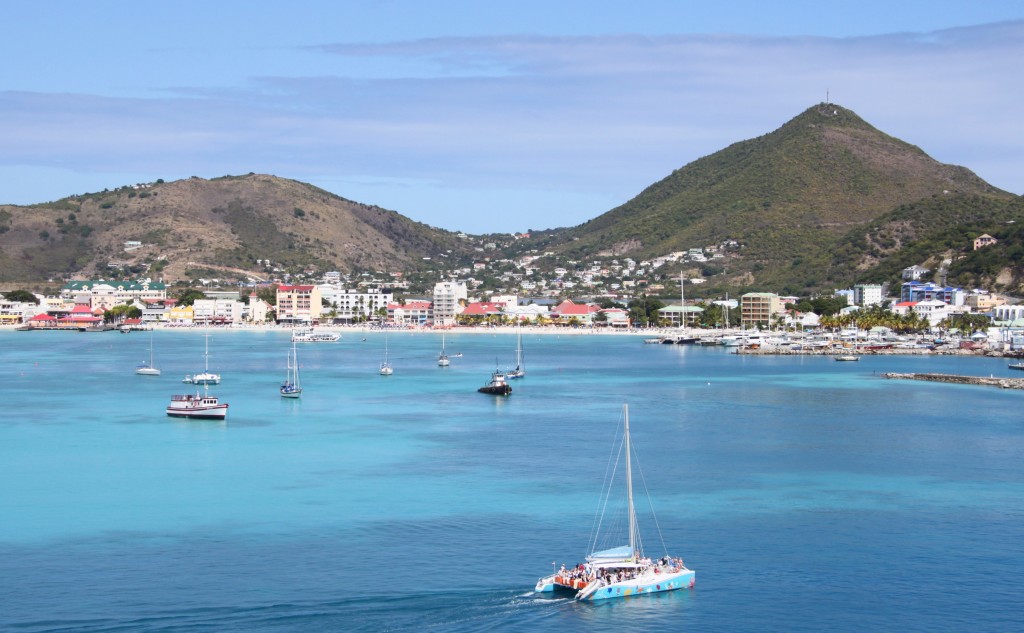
[2,21,1021,231]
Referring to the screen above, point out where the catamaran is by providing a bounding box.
[280,341,302,398]
[184,334,221,384]
[535,404,694,600]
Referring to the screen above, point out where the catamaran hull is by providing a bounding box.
[536,569,695,600]
[578,569,695,601]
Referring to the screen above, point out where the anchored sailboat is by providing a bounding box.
[184,334,221,384]
[507,326,525,379]
[135,330,161,376]
[280,341,302,398]
[534,404,694,600]
[379,332,393,375]
[438,332,450,367]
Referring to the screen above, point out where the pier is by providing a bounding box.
[882,372,1024,390]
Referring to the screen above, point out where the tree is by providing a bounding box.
[3,290,39,304]
[104,304,142,323]
[175,289,207,307]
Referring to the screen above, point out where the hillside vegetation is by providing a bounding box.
[2,103,1020,297]
[530,103,1012,294]
[0,174,471,283]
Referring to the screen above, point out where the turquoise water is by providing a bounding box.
[1,330,1022,631]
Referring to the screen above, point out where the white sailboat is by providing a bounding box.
[535,404,695,600]
[379,332,393,375]
[184,334,221,385]
[507,326,525,378]
[280,341,302,398]
[135,330,161,376]
[438,332,450,367]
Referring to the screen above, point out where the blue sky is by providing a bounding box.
[2,1,1022,233]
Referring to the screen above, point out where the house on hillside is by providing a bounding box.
[973,234,998,250]
[902,265,930,281]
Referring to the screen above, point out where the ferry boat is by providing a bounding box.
[166,390,228,420]
[535,404,694,600]
[1009,362,1024,371]
[291,327,340,343]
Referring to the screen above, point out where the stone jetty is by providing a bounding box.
[882,372,1024,390]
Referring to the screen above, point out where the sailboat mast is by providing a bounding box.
[624,404,636,561]
[680,271,686,334]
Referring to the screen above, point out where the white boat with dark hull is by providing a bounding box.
[535,404,694,600]
[478,368,511,395]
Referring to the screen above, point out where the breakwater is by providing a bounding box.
[882,372,1024,390]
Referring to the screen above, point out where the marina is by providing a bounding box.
[1,330,1022,632]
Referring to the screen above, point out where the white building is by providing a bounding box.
[433,281,468,326]
[192,298,244,324]
[853,284,884,307]
[320,286,393,322]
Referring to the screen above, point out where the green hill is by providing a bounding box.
[540,103,1013,294]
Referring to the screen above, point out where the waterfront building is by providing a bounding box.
[387,301,432,326]
[61,280,167,307]
[432,281,468,326]
[550,299,600,325]
[656,304,704,327]
[740,292,783,329]
[193,298,244,325]
[276,285,322,324]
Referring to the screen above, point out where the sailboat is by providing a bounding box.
[507,326,525,378]
[438,332,450,367]
[535,404,695,600]
[280,341,302,398]
[184,334,221,384]
[135,330,161,376]
[379,332,393,375]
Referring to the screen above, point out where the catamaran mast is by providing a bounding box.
[624,404,637,561]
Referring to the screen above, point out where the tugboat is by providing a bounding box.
[478,367,512,396]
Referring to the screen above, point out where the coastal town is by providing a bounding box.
[3,231,1022,359]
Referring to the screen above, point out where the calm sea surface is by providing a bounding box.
[1,329,1022,632]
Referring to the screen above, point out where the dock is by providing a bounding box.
[882,372,1024,390]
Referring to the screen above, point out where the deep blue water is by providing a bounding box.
[1,329,1022,632]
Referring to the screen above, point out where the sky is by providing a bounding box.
[2,1,1022,234]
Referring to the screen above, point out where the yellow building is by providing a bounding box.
[167,304,195,325]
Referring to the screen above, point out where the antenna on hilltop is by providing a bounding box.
[826,89,830,105]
